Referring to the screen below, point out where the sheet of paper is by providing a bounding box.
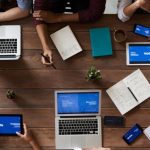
[104,0,118,14]
[106,81,138,115]
[123,69,150,103]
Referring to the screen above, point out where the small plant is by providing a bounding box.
[6,90,16,99]
[86,66,102,81]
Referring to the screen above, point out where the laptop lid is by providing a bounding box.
[126,42,150,66]
[55,90,101,117]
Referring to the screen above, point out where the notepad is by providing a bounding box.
[50,25,82,60]
[106,69,150,115]
[90,27,113,57]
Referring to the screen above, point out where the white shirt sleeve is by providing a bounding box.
[117,0,133,22]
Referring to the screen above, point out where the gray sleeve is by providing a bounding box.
[17,0,32,10]
[117,0,133,22]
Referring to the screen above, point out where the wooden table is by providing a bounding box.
[0,14,150,150]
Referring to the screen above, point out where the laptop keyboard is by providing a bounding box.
[59,118,98,135]
[0,39,17,54]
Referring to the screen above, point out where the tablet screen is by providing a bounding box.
[128,44,150,64]
[0,115,23,135]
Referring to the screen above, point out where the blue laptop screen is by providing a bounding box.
[57,92,100,114]
[129,44,150,64]
[0,116,22,134]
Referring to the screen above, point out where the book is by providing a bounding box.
[90,27,113,57]
[50,25,82,60]
[106,69,150,115]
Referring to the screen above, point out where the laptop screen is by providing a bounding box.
[57,92,100,114]
[129,44,150,64]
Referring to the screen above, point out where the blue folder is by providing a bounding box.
[90,27,113,57]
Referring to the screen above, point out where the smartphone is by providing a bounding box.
[0,114,23,136]
[133,24,150,38]
[122,124,143,144]
[104,116,125,127]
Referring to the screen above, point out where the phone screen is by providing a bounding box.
[0,115,23,135]
[134,24,150,37]
[123,124,143,144]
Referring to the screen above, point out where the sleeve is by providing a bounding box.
[17,0,32,10]
[78,0,106,23]
[117,0,133,22]
[34,0,48,25]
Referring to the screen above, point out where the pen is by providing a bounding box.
[127,87,138,102]
[41,53,56,69]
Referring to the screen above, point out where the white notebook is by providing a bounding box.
[50,25,82,60]
[104,0,118,14]
[106,69,150,115]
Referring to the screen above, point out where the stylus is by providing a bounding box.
[127,87,138,102]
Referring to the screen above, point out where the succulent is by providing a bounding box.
[86,66,102,81]
[6,90,16,99]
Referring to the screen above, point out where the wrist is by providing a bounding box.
[135,0,142,8]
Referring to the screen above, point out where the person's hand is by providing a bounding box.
[84,148,111,150]
[41,49,53,65]
[136,0,150,12]
[33,10,61,23]
[16,123,33,142]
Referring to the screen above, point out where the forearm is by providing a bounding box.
[0,7,30,22]
[29,140,41,150]
[36,24,51,50]
[123,1,140,17]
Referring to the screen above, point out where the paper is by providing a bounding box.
[106,69,150,115]
[104,0,118,14]
[50,25,82,60]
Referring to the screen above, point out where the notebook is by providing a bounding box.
[55,90,102,149]
[106,69,150,115]
[50,25,82,60]
[90,27,113,57]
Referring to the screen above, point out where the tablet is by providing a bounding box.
[0,114,23,135]
[126,42,150,66]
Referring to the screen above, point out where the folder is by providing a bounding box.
[90,27,113,57]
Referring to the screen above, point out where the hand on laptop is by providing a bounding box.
[41,49,53,65]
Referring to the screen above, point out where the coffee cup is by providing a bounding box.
[114,29,127,43]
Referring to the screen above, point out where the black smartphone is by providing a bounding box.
[133,24,150,38]
[122,124,143,144]
[103,116,125,127]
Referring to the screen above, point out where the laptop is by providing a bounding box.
[126,42,150,66]
[0,25,21,60]
[55,90,102,149]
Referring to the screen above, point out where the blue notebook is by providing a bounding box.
[90,27,113,57]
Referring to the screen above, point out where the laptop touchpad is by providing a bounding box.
[0,27,6,37]
[71,136,85,148]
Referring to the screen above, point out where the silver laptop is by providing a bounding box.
[0,25,21,60]
[55,90,102,149]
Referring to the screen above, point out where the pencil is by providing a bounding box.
[41,53,56,69]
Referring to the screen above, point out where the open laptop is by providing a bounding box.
[0,25,21,60]
[126,42,150,66]
[55,90,102,149]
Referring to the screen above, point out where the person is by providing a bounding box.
[0,0,32,22]
[118,0,150,22]
[33,0,106,65]
[18,123,111,150]
[16,123,41,150]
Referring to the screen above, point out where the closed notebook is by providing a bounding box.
[90,27,113,57]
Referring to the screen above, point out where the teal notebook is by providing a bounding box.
[90,27,113,57]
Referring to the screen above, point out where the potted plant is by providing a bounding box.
[6,90,16,99]
[86,66,102,81]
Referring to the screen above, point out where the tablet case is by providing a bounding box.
[90,27,113,57]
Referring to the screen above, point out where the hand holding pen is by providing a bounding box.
[41,52,56,69]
